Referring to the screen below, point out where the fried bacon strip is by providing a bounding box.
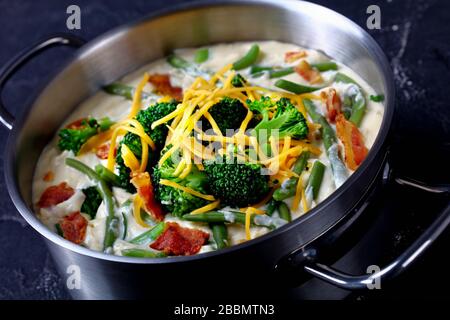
[321,88,342,123]
[96,143,114,160]
[284,50,307,63]
[148,74,183,101]
[59,211,88,244]
[37,182,75,208]
[150,222,209,256]
[295,60,323,84]
[43,171,54,182]
[336,114,368,170]
[131,172,165,221]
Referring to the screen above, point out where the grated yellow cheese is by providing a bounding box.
[203,111,223,136]
[106,122,155,171]
[292,173,304,211]
[239,110,253,134]
[190,200,221,215]
[133,195,150,228]
[159,179,215,201]
[121,144,140,172]
[128,73,150,119]
[301,187,309,213]
[242,207,265,240]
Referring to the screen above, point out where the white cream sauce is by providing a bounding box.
[32,41,384,255]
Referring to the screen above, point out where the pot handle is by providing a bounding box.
[0,34,85,130]
[277,171,450,290]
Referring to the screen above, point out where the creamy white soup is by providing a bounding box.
[33,41,384,257]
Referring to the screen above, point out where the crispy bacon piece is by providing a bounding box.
[295,60,323,84]
[131,172,165,221]
[321,88,342,123]
[336,114,368,170]
[43,171,54,182]
[284,50,307,63]
[59,211,88,244]
[148,74,183,101]
[66,118,88,129]
[150,222,209,256]
[96,143,115,160]
[37,182,75,208]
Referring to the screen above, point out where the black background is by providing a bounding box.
[0,0,449,299]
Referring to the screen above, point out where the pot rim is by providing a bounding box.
[5,0,395,264]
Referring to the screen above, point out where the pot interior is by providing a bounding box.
[9,0,392,238]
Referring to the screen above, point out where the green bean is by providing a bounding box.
[306,161,325,200]
[311,62,338,72]
[233,44,260,70]
[269,67,295,78]
[210,223,228,250]
[335,72,357,84]
[277,202,292,222]
[254,62,338,80]
[303,99,336,150]
[98,117,115,131]
[182,211,276,229]
[249,65,272,78]
[121,248,166,258]
[335,72,366,126]
[266,199,280,216]
[103,83,150,100]
[194,48,209,63]
[167,53,210,78]
[65,158,118,250]
[273,151,310,201]
[95,164,122,188]
[121,212,128,240]
[167,54,192,69]
[275,79,320,94]
[250,65,273,74]
[130,222,166,245]
[369,94,384,102]
[303,99,348,187]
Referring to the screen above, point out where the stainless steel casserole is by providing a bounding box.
[1,0,449,299]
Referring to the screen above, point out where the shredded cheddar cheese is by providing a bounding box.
[133,195,150,228]
[292,173,304,211]
[159,179,215,201]
[190,200,221,215]
[121,144,140,172]
[128,73,150,119]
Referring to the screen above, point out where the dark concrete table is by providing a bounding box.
[0,0,448,299]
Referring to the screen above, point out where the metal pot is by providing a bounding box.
[1,0,449,299]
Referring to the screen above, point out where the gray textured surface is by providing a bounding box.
[0,0,448,299]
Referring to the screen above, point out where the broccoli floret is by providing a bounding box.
[81,186,102,219]
[203,156,270,207]
[135,102,178,147]
[153,152,211,217]
[248,97,309,141]
[115,102,178,192]
[231,73,247,88]
[201,97,248,134]
[58,118,114,154]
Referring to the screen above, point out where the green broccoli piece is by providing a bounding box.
[203,156,270,207]
[231,73,247,88]
[248,96,309,141]
[81,186,102,219]
[58,117,114,154]
[115,102,178,192]
[135,102,178,147]
[201,97,248,135]
[153,151,211,217]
